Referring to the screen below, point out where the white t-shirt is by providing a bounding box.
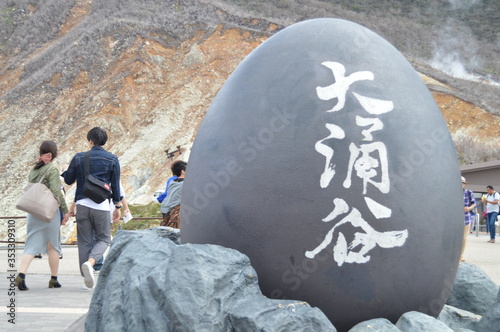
[486,192,500,213]
[77,198,111,212]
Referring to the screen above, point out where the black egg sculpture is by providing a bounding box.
[181,18,463,332]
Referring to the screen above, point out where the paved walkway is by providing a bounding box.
[0,245,95,332]
[0,233,499,331]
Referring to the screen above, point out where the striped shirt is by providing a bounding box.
[463,189,476,226]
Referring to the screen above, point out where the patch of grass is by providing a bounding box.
[129,202,162,218]
[1,7,14,24]
[0,7,15,51]
[111,202,163,235]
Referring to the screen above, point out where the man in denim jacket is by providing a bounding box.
[63,127,122,289]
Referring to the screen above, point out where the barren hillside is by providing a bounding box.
[0,0,498,240]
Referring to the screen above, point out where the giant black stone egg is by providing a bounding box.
[181,18,463,332]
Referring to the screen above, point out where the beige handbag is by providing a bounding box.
[16,165,59,222]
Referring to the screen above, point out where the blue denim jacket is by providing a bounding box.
[62,146,121,204]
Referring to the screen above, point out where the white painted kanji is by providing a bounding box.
[343,142,390,194]
[307,61,408,266]
[305,199,408,267]
[315,123,345,188]
[316,62,374,112]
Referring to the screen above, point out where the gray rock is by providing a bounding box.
[85,228,336,332]
[151,226,181,244]
[396,311,453,331]
[446,263,499,316]
[348,318,400,331]
[477,288,500,332]
[437,304,481,331]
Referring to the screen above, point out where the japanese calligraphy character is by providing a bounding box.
[315,123,345,188]
[305,198,408,267]
[343,142,390,194]
[316,62,374,112]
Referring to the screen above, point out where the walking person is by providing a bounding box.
[63,127,122,289]
[68,182,129,274]
[15,141,70,290]
[461,176,476,262]
[482,185,499,243]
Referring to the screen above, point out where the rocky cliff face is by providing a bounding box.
[0,0,498,241]
[0,0,274,218]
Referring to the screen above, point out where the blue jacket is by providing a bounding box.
[157,176,178,203]
[62,146,122,204]
[160,179,183,214]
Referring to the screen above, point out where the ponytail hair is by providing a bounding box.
[35,141,58,169]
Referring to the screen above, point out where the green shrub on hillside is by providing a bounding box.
[454,134,500,165]
[128,202,162,218]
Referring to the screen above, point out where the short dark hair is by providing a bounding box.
[171,160,187,177]
[87,127,108,146]
[487,185,494,190]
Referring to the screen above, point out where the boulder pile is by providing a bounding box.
[85,228,500,332]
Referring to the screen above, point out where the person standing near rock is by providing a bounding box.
[157,175,178,205]
[15,141,70,290]
[482,185,499,243]
[160,160,186,229]
[63,127,122,289]
[461,176,476,261]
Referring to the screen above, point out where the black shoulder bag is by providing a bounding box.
[82,151,111,203]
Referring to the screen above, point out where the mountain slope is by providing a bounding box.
[0,0,498,237]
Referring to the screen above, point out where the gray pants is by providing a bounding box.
[76,205,111,276]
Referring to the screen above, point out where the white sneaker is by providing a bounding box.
[82,283,92,291]
[82,261,95,289]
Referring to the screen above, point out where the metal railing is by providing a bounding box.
[0,216,163,244]
[0,217,26,244]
